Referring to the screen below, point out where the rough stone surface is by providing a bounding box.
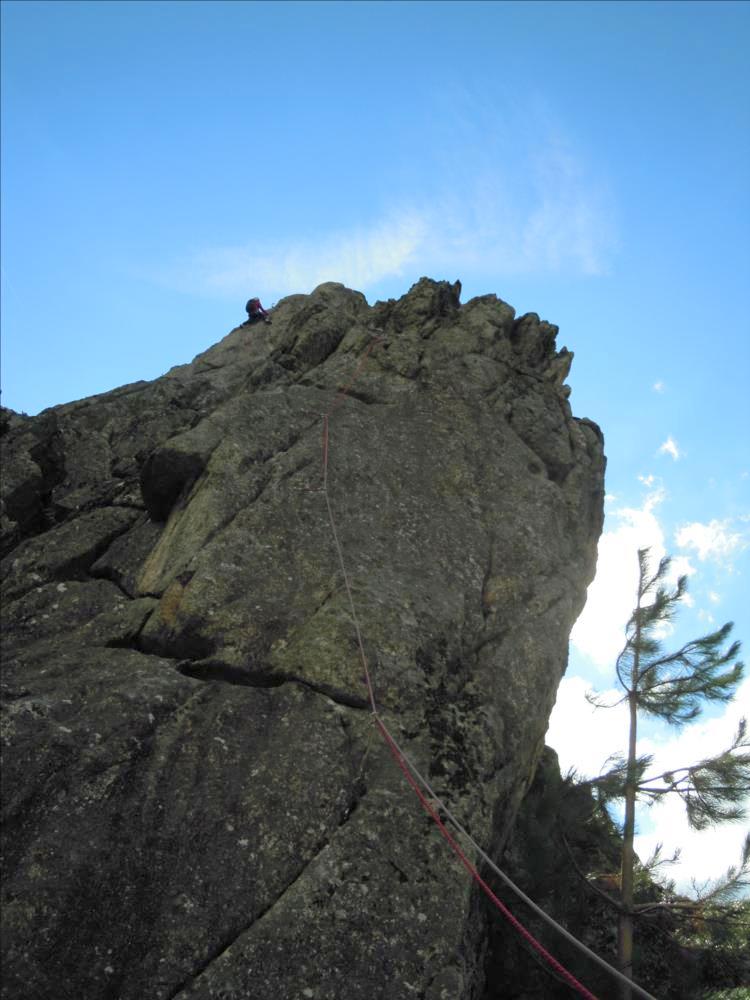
[1,278,605,999]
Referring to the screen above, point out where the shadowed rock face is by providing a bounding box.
[1,278,605,1000]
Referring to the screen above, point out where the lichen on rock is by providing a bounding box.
[1,278,605,999]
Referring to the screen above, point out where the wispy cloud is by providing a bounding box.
[676,518,748,565]
[518,140,615,276]
[166,129,617,300]
[653,380,666,393]
[184,213,428,300]
[658,436,682,461]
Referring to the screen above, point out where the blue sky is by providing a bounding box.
[2,0,749,894]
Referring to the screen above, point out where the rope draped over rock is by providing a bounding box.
[321,335,657,1000]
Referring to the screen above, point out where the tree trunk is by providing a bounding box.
[618,688,639,1000]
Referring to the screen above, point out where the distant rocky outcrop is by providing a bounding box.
[1,278,605,999]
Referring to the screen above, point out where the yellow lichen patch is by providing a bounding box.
[137,509,188,596]
[436,462,475,498]
[158,578,185,629]
[482,575,520,615]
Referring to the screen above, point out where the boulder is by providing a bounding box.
[1,278,605,999]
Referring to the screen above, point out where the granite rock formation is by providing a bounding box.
[1,278,605,1000]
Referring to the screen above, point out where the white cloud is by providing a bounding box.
[638,474,657,488]
[570,489,700,671]
[184,213,428,300]
[632,675,750,894]
[675,518,748,565]
[547,675,629,780]
[658,437,682,461]
[708,591,721,605]
[570,488,667,670]
[167,131,616,300]
[668,554,696,582]
[653,381,666,393]
[549,675,750,895]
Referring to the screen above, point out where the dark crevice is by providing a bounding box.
[295,676,370,710]
[296,380,386,407]
[1,518,136,606]
[70,520,138,577]
[176,659,287,688]
[149,463,273,563]
[388,859,410,884]
[174,658,371,710]
[337,777,367,826]
[480,532,496,622]
[104,607,158,651]
[1,423,67,556]
[503,361,545,384]
[87,630,180,663]
[306,585,337,622]
[191,359,224,373]
[0,584,35,608]
[277,454,314,484]
[338,387,381,406]
[88,567,134,601]
[140,450,209,523]
[138,620,216,661]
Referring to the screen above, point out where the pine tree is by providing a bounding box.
[586,547,748,1000]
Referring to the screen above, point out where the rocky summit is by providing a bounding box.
[1,278,605,1000]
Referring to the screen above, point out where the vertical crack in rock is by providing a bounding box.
[166,777,369,1000]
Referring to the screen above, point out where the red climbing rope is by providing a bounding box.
[319,337,653,1000]
[320,335,383,714]
[375,716,599,1000]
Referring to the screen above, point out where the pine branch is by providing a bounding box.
[632,723,750,825]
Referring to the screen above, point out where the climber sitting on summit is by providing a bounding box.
[244,297,271,325]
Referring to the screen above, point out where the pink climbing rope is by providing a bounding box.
[320,336,602,1000]
[375,716,599,1000]
[321,335,383,714]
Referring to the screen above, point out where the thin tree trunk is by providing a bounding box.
[618,687,639,1000]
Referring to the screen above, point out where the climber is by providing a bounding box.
[244,297,271,325]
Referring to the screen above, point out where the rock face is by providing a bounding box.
[1,279,605,1000]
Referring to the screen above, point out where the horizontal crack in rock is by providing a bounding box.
[175,658,371,710]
